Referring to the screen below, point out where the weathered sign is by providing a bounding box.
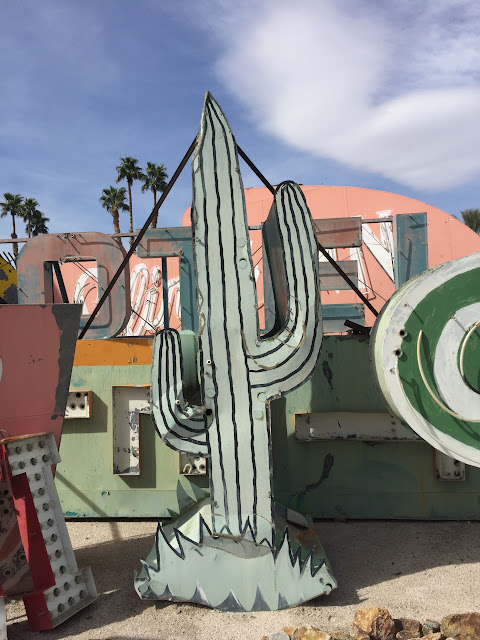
[135,93,335,611]
[372,253,480,467]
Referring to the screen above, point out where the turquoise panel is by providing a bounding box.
[394,212,428,289]
[271,335,480,520]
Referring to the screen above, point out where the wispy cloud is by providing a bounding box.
[193,0,480,190]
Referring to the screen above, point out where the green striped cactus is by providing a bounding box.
[137,93,334,611]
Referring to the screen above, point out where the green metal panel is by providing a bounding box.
[394,212,428,288]
[55,363,208,518]
[55,334,480,521]
[271,334,480,520]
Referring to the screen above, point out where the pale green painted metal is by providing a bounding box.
[56,333,480,522]
[56,363,208,518]
[136,93,334,611]
[272,334,480,520]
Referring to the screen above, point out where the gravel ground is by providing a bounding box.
[5,520,480,640]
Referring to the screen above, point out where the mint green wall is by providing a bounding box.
[271,335,480,520]
[56,336,480,520]
[56,364,207,518]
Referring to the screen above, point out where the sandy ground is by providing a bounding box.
[5,519,480,640]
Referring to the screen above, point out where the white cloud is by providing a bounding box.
[202,0,480,190]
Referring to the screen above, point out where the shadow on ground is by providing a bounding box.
[307,520,480,608]
[5,520,480,638]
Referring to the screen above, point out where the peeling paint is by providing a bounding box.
[292,453,335,510]
[322,360,334,389]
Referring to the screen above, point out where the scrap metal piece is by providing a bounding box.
[1,433,97,631]
[137,92,334,610]
[314,216,362,248]
[0,304,81,444]
[394,213,428,289]
[295,412,419,441]
[0,257,17,304]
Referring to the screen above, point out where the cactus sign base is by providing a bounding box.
[135,499,335,611]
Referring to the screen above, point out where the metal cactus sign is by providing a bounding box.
[135,94,335,610]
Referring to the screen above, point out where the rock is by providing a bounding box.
[395,618,422,637]
[422,622,441,636]
[330,634,354,640]
[352,607,395,640]
[284,628,296,639]
[421,634,444,640]
[441,613,480,640]
[396,632,416,640]
[292,626,331,640]
[270,634,291,640]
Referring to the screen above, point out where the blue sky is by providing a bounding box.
[1,0,480,248]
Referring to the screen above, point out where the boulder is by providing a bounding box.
[395,619,422,637]
[352,607,395,640]
[292,626,331,640]
[441,613,480,640]
[422,622,441,636]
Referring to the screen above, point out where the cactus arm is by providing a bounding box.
[151,330,208,455]
[246,182,323,397]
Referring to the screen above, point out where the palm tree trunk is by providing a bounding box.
[127,179,133,247]
[112,209,123,248]
[151,190,157,229]
[11,213,18,260]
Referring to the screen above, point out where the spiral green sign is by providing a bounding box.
[372,253,480,467]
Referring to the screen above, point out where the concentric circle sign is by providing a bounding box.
[371,253,480,467]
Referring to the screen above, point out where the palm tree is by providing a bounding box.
[0,193,24,260]
[141,162,168,228]
[30,211,50,236]
[99,186,129,246]
[461,209,480,234]
[115,157,144,246]
[22,198,49,237]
